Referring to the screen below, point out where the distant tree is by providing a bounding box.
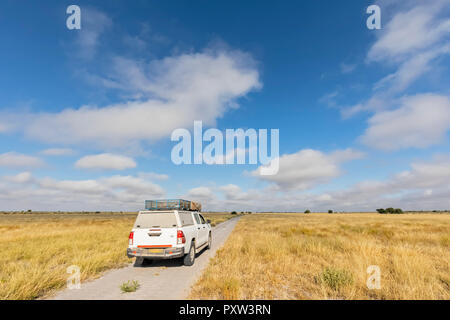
[328,210,333,214]
[304,210,311,214]
[231,211,237,215]
[377,208,403,214]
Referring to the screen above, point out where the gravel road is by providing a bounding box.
[49,217,239,300]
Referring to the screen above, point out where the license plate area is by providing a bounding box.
[147,248,163,253]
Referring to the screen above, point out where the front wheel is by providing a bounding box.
[183,242,196,266]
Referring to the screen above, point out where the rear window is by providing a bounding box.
[133,212,178,228]
[179,212,194,226]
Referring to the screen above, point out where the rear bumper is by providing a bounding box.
[127,247,184,259]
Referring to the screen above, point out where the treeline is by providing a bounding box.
[376,208,403,214]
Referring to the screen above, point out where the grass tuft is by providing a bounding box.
[120,280,140,293]
[317,267,353,290]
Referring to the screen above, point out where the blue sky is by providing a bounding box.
[0,0,449,211]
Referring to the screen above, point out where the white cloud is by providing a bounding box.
[74,7,112,60]
[5,48,260,148]
[361,94,450,150]
[0,152,44,169]
[185,186,216,201]
[200,156,450,212]
[374,45,450,94]
[368,2,450,62]
[138,172,169,181]
[41,148,75,156]
[4,172,34,184]
[0,173,165,211]
[252,148,364,190]
[75,153,137,170]
[340,63,356,74]
[342,0,450,118]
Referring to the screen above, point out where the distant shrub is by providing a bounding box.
[377,208,403,214]
[304,210,311,214]
[317,267,353,290]
[328,210,333,214]
[231,211,237,215]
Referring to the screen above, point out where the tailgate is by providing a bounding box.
[133,227,177,248]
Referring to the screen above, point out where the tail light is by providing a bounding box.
[128,231,134,246]
[177,230,186,244]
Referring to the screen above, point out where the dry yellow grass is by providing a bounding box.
[189,213,450,300]
[0,211,233,300]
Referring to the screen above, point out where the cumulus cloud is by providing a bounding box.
[0,173,165,211]
[3,48,260,149]
[185,186,216,202]
[4,172,34,184]
[0,152,44,169]
[321,156,450,210]
[361,94,450,150]
[75,153,137,170]
[41,148,75,156]
[138,172,169,181]
[200,156,450,212]
[252,148,364,190]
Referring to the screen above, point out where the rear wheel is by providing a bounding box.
[207,233,212,250]
[135,257,144,266]
[183,241,196,266]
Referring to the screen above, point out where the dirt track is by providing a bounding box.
[49,217,239,300]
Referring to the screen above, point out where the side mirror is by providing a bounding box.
[207,219,211,224]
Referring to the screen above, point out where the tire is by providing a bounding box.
[183,241,196,266]
[135,257,145,266]
[207,233,212,250]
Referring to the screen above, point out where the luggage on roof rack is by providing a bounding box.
[144,199,202,212]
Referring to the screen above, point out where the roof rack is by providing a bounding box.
[144,199,202,212]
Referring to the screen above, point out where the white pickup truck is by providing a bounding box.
[127,210,212,266]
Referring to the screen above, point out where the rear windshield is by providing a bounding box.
[133,212,178,228]
[179,212,194,226]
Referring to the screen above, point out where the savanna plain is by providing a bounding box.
[190,213,449,300]
[0,211,448,300]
